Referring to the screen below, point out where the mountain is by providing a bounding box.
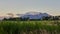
[0,12,52,20]
[19,12,51,19]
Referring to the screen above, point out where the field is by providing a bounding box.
[0,20,60,34]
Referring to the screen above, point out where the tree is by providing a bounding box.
[42,16,51,20]
[20,17,29,21]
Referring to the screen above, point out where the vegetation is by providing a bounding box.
[0,21,60,34]
[3,16,60,21]
[1,15,60,34]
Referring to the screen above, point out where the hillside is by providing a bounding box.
[19,12,51,19]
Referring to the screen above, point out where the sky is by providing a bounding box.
[0,0,60,16]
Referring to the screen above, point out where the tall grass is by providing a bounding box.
[0,21,60,34]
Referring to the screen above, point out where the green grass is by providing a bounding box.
[0,21,60,34]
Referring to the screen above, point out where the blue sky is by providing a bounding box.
[0,0,60,16]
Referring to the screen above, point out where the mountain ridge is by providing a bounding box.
[18,12,52,19]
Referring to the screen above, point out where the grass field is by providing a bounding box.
[0,20,60,34]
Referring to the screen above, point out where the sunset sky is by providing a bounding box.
[0,0,60,16]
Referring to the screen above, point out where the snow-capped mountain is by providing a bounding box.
[0,12,52,20]
[19,12,51,19]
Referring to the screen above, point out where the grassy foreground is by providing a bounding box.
[0,21,60,34]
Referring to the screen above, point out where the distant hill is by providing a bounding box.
[17,12,51,19]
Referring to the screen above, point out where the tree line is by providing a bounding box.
[3,16,60,21]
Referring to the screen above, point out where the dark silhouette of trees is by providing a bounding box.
[29,19,41,21]
[20,17,29,21]
[3,16,60,21]
[42,16,51,20]
[3,18,8,21]
[52,16,59,20]
[3,17,20,21]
